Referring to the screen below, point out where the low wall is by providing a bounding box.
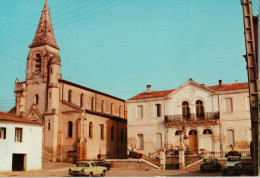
[106,159,159,170]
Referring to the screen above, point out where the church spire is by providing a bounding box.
[29,0,60,50]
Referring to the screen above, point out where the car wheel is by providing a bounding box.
[101,170,106,177]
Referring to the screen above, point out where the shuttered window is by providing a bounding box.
[225,98,233,113]
[137,105,143,119]
[227,129,234,146]
[137,134,144,149]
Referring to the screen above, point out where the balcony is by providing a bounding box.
[165,112,220,126]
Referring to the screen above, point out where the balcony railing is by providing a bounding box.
[165,112,220,123]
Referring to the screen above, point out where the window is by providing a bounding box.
[155,104,162,117]
[15,128,23,142]
[91,97,95,110]
[100,124,104,140]
[68,90,72,103]
[35,54,41,72]
[224,98,233,113]
[182,101,190,118]
[156,133,162,148]
[137,134,144,149]
[111,103,113,115]
[227,129,235,146]
[203,129,212,134]
[48,120,50,131]
[68,121,73,137]
[175,130,182,135]
[0,127,6,139]
[35,94,39,105]
[195,100,204,118]
[80,93,84,108]
[101,100,104,113]
[121,128,124,143]
[89,122,93,138]
[137,105,143,119]
[111,126,114,141]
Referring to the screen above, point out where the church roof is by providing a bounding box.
[0,111,42,125]
[128,82,248,100]
[29,0,60,50]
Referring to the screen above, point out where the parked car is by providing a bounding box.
[93,159,111,170]
[223,162,254,176]
[200,158,221,172]
[222,156,241,175]
[68,161,107,176]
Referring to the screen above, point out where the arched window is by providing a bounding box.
[91,97,95,110]
[119,105,122,117]
[89,122,93,138]
[182,101,190,119]
[35,54,41,72]
[196,100,204,118]
[80,93,84,108]
[35,94,39,104]
[68,90,72,103]
[224,98,233,113]
[101,100,104,113]
[48,120,50,131]
[189,130,197,135]
[111,126,114,141]
[203,129,212,134]
[227,129,234,146]
[68,121,73,137]
[100,124,104,140]
[175,130,182,135]
[121,128,124,143]
[111,103,113,115]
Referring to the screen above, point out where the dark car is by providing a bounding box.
[93,159,111,170]
[224,163,253,176]
[200,158,221,172]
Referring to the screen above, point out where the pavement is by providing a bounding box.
[0,162,222,177]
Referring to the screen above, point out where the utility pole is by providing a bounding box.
[241,0,258,176]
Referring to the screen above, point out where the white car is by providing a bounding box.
[68,161,107,176]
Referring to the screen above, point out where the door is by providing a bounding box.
[188,130,198,153]
[12,154,25,171]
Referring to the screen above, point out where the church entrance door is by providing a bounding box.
[188,130,198,153]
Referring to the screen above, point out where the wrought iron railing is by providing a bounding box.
[165,112,220,123]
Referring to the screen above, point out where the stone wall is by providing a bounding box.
[106,159,159,170]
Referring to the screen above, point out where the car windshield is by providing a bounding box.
[77,162,89,167]
[204,159,213,163]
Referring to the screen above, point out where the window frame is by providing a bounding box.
[0,127,6,139]
[137,105,144,119]
[155,104,162,117]
[15,128,23,142]
[68,121,73,138]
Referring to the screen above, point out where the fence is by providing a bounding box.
[205,151,251,158]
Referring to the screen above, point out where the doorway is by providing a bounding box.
[188,130,198,153]
[12,154,26,171]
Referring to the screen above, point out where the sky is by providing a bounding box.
[0,0,259,112]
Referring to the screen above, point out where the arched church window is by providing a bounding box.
[182,101,190,119]
[175,130,182,135]
[196,100,204,118]
[91,97,95,110]
[48,120,50,131]
[35,54,41,72]
[111,126,114,141]
[101,100,104,113]
[35,94,39,104]
[89,122,93,138]
[68,121,73,138]
[80,93,84,108]
[68,90,72,103]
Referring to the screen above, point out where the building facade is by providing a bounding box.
[0,112,42,171]
[10,0,127,162]
[127,79,251,156]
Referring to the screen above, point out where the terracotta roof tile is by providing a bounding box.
[207,82,248,91]
[129,89,175,100]
[0,111,41,125]
[129,82,248,100]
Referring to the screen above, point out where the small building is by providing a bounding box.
[0,111,42,171]
[127,79,251,156]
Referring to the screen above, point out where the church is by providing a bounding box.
[9,0,127,163]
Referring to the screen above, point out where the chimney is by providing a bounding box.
[219,80,222,87]
[146,84,151,94]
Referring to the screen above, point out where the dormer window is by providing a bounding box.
[35,54,41,72]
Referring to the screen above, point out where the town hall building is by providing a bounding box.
[9,0,127,163]
[127,79,251,157]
